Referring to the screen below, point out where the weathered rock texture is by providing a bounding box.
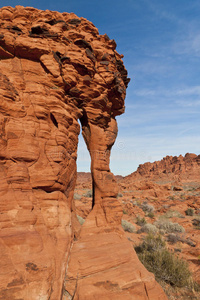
[0,6,167,300]
[128,153,200,180]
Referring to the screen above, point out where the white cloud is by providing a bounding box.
[175,86,200,96]
[172,30,200,57]
[133,86,200,98]
[176,99,200,107]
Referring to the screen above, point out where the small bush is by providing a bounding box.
[135,199,141,206]
[167,233,180,244]
[167,234,196,247]
[187,187,196,192]
[139,223,158,234]
[185,238,196,247]
[135,233,192,288]
[123,209,128,214]
[147,212,155,218]
[74,193,81,200]
[121,220,135,233]
[83,190,92,198]
[135,233,165,253]
[192,217,200,229]
[154,219,185,233]
[136,215,147,226]
[117,192,123,198]
[164,210,184,218]
[77,215,85,225]
[141,202,154,213]
[185,208,194,216]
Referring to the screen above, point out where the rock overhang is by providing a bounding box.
[0,6,168,300]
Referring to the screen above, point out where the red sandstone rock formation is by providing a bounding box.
[126,153,200,181]
[0,6,167,300]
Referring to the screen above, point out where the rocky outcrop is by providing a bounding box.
[0,6,167,300]
[127,153,200,181]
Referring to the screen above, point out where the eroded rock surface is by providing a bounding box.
[128,153,200,180]
[0,6,167,300]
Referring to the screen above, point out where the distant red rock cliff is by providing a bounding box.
[126,153,200,181]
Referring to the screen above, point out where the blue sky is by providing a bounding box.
[2,0,200,175]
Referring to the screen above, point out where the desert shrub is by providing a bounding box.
[192,217,200,229]
[167,234,196,247]
[135,233,192,288]
[135,199,141,206]
[141,202,154,213]
[185,208,194,216]
[77,215,85,225]
[121,220,135,233]
[74,193,81,200]
[117,192,123,198]
[147,212,155,218]
[139,223,158,234]
[185,238,196,247]
[83,189,92,198]
[154,219,185,233]
[187,187,196,192]
[123,209,128,214]
[136,215,147,226]
[163,204,170,210]
[164,210,184,218]
[135,233,165,253]
[167,233,180,244]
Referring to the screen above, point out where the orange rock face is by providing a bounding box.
[0,6,167,300]
[128,153,200,180]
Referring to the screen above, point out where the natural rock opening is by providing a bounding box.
[80,117,122,222]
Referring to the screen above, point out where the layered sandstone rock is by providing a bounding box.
[127,153,200,181]
[0,6,167,300]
